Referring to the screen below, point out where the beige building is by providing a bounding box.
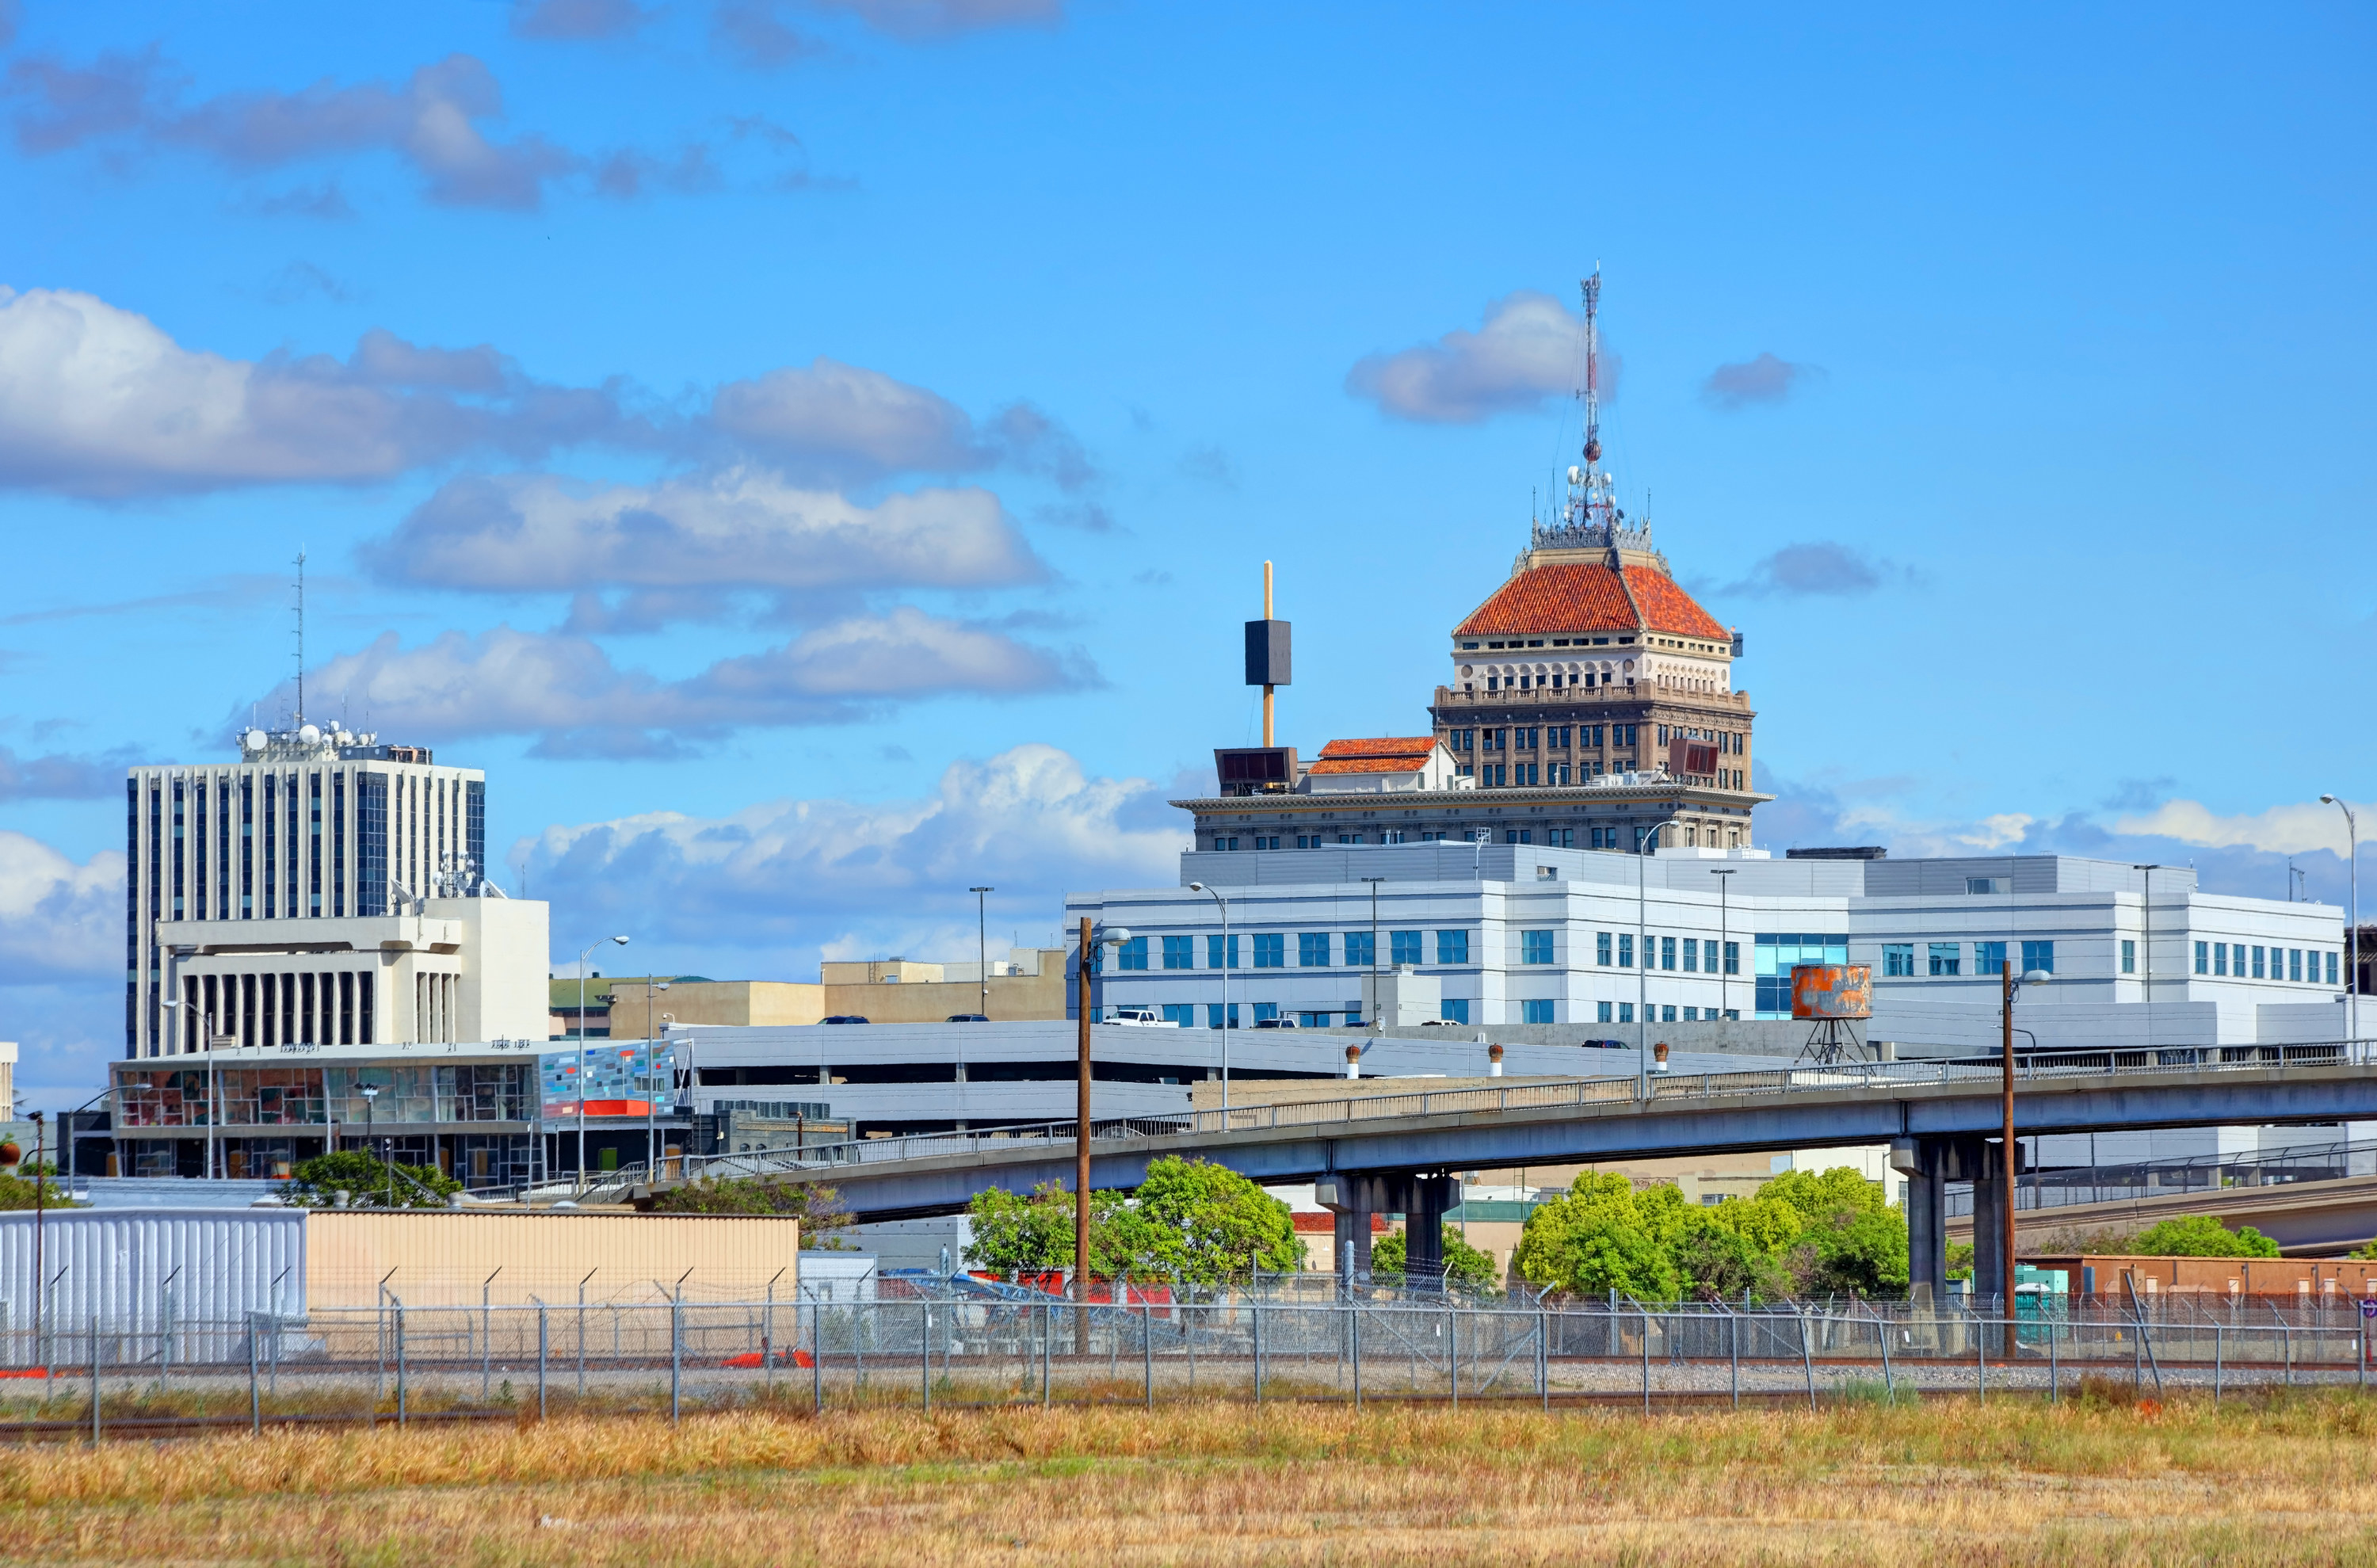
[587,948,1073,1036]
[304,1207,804,1307]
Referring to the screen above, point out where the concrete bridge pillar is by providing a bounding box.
[1318,1172,1461,1291]
[1894,1136,1990,1304]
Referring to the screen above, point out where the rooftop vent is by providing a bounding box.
[1785,846,1888,860]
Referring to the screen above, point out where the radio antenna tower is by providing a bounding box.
[292,548,307,727]
[1534,265,1648,554]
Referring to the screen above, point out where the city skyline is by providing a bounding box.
[2,2,2372,1102]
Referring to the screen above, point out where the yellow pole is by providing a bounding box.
[1261,562,1275,746]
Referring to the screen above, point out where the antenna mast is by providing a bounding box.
[292,548,307,727]
[1536,265,1647,555]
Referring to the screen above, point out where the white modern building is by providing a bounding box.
[1066,845,2353,1054]
[125,723,549,1058]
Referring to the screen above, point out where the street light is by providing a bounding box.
[2322,795,2359,1051]
[1360,876,1386,1033]
[1997,963,2051,1354]
[1710,869,1736,1021]
[971,887,994,1020]
[359,1084,381,1207]
[1076,919,1131,1344]
[1188,883,1231,1109]
[575,935,629,1185]
[647,979,670,1177]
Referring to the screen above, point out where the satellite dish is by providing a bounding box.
[243,729,266,751]
[298,723,320,744]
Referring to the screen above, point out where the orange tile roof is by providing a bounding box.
[1309,756,1425,776]
[1317,737,1436,759]
[1453,562,1728,643]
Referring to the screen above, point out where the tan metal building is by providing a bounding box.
[303,1208,804,1307]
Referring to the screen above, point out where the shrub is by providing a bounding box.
[281,1150,459,1209]
[2128,1214,2280,1258]
[1368,1226,1501,1291]
[645,1177,853,1246]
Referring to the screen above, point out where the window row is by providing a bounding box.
[1127,931,1478,970]
[1592,933,1742,973]
[1148,999,1738,1029]
[1879,940,2055,978]
[2191,941,2337,983]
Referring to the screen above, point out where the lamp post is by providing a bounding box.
[575,935,628,1183]
[1635,840,1650,1098]
[359,1084,380,1207]
[1077,919,1129,1347]
[1999,964,2051,1355]
[1711,869,1735,1021]
[2322,795,2359,1051]
[1188,883,1230,1108]
[1361,876,1386,1032]
[647,979,670,1177]
[971,887,994,1020]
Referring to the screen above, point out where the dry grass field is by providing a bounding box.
[2,1385,2375,1564]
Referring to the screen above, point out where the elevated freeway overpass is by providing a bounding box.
[639,1042,2377,1301]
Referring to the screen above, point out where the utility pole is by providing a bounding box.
[2323,796,2359,1051]
[1711,869,1734,1021]
[1362,876,1385,1031]
[1076,916,1095,1355]
[972,887,994,1018]
[2000,961,2017,1359]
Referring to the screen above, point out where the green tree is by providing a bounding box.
[0,1171,77,1211]
[1124,1158,1304,1284]
[1513,1172,1688,1299]
[281,1149,460,1209]
[1802,1204,1912,1295]
[2130,1214,2281,1258]
[644,1177,854,1246]
[1760,1166,1887,1224]
[963,1181,1124,1276]
[1369,1225,1501,1291]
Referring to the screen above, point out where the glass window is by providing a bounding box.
[2253,945,2266,979]
[1440,998,1470,1024]
[1975,940,2006,976]
[1597,931,1612,966]
[1967,876,2009,895]
[1662,1005,1677,1023]
[2214,942,2228,977]
[1206,934,1239,969]
[1206,1002,1238,1028]
[1928,942,1961,977]
[1724,941,1739,975]
[2329,951,2340,986]
[1344,931,1375,967]
[1252,933,1285,968]
[2022,940,2055,975]
[1299,933,1331,967]
[1116,936,1148,971]
[1391,930,1424,967]
[1617,1002,1634,1024]
[2290,948,2304,982]
[1162,936,1193,971]
[2193,940,2207,975]
[1682,1006,1699,1021]
[2121,940,2136,975]
[1161,1003,1197,1026]
[1661,937,1677,971]
[1883,943,1914,978]
[1252,1002,1278,1023]
[1682,938,1699,973]
[1521,930,1554,964]
[1522,999,1555,1024]
[1593,1000,1612,1022]
[1436,930,1470,965]
[1618,933,1634,967]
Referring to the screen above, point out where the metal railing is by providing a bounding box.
[0,1285,2369,1436]
[1947,1136,2377,1219]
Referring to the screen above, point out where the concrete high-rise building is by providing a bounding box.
[125,721,548,1058]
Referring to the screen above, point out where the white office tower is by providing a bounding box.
[126,723,550,1057]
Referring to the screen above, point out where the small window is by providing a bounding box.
[1252,1002,1278,1023]
[1299,932,1331,967]
[1967,876,2009,895]
[1206,934,1238,969]
[1521,930,1555,964]
[1618,933,1635,968]
[1662,1005,1677,1023]
[1163,935,1194,971]
[1597,1001,1613,1023]
[1597,931,1612,966]
[1440,998,1471,1024]
[1682,1006,1699,1021]
[2214,942,2228,977]
[1723,940,1739,975]
[1344,931,1375,967]
[2329,951,2341,986]
[1617,1002,1634,1023]
[1883,943,1913,978]
[1975,940,2006,976]
[2193,940,2207,975]
[2121,940,2136,974]
[1682,937,1699,973]
[1116,936,1148,971]
[1252,933,1285,968]
[1436,929,1471,965]
[1207,1002,1238,1028]
[1928,942,1961,977]
[1391,930,1424,966]
[1521,999,1555,1024]
[2021,940,2055,975]
[1162,1003,1197,1026]
[2289,948,2304,982]
[2253,945,2267,979]
[1661,937,1677,971]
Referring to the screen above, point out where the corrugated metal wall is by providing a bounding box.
[303,1211,804,1308]
[0,1208,304,1354]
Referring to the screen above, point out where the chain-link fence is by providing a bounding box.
[0,1286,2367,1436]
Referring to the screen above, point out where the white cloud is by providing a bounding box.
[289,612,1093,750]
[521,742,1180,956]
[368,468,1044,600]
[1345,290,1584,425]
[0,832,121,983]
[2114,799,2366,856]
[0,287,630,496]
[708,356,987,480]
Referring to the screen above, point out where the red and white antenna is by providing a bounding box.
[1581,268,1603,469]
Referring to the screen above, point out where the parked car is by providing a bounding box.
[1106,1007,1177,1027]
[821,1014,871,1024]
[1251,1017,1298,1029]
[946,1013,990,1022]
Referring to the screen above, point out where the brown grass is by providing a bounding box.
[3,1392,2377,1563]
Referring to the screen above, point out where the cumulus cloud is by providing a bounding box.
[1345,290,1586,425]
[2113,799,2367,857]
[712,2,831,65]
[280,613,1093,751]
[520,742,1177,956]
[0,832,121,984]
[6,52,580,210]
[1702,352,1819,410]
[1719,542,1902,598]
[0,287,638,497]
[365,469,1046,611]
[0,746,133,801]
[512,0,658,39]
[815,0,1065,39]
[703,357,1092,489]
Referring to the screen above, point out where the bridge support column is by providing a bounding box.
[1970,1135,2025,1310]
[1320,1173,1459,1291]
[1896,1136,1990,1307]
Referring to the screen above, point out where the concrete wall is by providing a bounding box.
[444,894,549,1043]
[611,981,826,1028]
[822,967,1068,1023]
[303,1209,803,1307]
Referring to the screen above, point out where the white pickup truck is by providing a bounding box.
[1105,1007,1181,1027]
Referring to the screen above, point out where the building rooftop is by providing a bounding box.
[1307,737,1437,776]
[1454,560,1730,643]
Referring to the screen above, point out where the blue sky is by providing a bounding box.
[2,2,2372,1103]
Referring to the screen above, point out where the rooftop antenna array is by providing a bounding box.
[1534,266,1653,557]
[292,547,307,728]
